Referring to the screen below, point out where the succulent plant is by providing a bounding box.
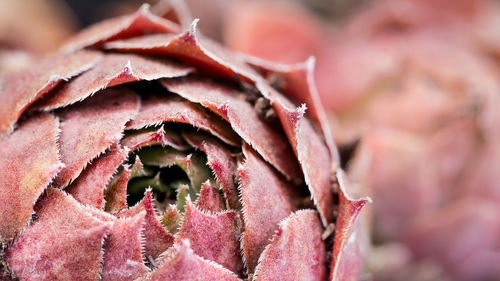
[0,3,369,281]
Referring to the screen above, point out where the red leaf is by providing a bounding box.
[54,87,139,188]
[0,113,63,240]
[196,181,226,213]
[0,50,101,136]
[330,171,370,281]
[258,80,335,225]
[5,188,110,280]
[182,129,240,210]
[35,53,192,111]
[245,56,338,161]
[253,210,326,281]
[238,144,295,272]
[116,189,174,261]
[143,240,241,281]
[121,126,169,151]
[127,94,240,147]
[61,4,180,53]
[103,21,256,82]
[161,78,302,184]
[102,212,149,281]
[104,165,131,213]
[176,199,242,273]
[66,144,129,209]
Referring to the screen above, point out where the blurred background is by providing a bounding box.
[1,0,500,280]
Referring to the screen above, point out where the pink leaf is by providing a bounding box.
[61,4,180,53]
[238,143,295,272]
[35,53,192,111]
[253,210,326,281]
[176,199,242,273]
[245,56,338,161]
[0,113,63,240]
[54,87,139,188]
[258,82,335,225]
[104,165,131,213]
[66,144,129,209]
[121,126,169,151]
[330,171,370,281]
[5,188,110,280]
[116,189,174,261]
[102,212,149,281]
[195,180,225,213]
[103,20,256,83]
[162,78,302,184]
[143,240,241,281]
[183,129,240,209]
[127,94,240,146]
[0,50,101,135]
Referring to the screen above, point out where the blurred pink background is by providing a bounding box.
[2,0,499,280]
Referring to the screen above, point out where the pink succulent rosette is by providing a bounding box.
[0,3,369,281]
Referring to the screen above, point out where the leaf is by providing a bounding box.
[253,210,326,281]
[54,87,139,188]
[66,144,129,209]
[257,80,335,225]
[195,180,225,213]
[102,212,149,281]
[116,189,174,261]
[0,113,63,240]
[176,199,242,273]
[34,53,192,111]
[0,50,101,136]
[329,171,370,281]
[122,126,190,151]
[61,4,180,53]
[103,20,256,83]
[160,205,181,234]
[104,165,131,213]
[126,94,239,147]
[161,78,302,185]
[245,56,338,161]
[143,239,241,281]
[183,129,240,210]
[5,188,110,280]
[238,144,295,272]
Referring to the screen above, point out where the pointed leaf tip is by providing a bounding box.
[61,4,180,53]
[176,199,242,273]
[116,190,174,261]
[330,171,371,281]
[102,212,149,281]
[145,239,241,281]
